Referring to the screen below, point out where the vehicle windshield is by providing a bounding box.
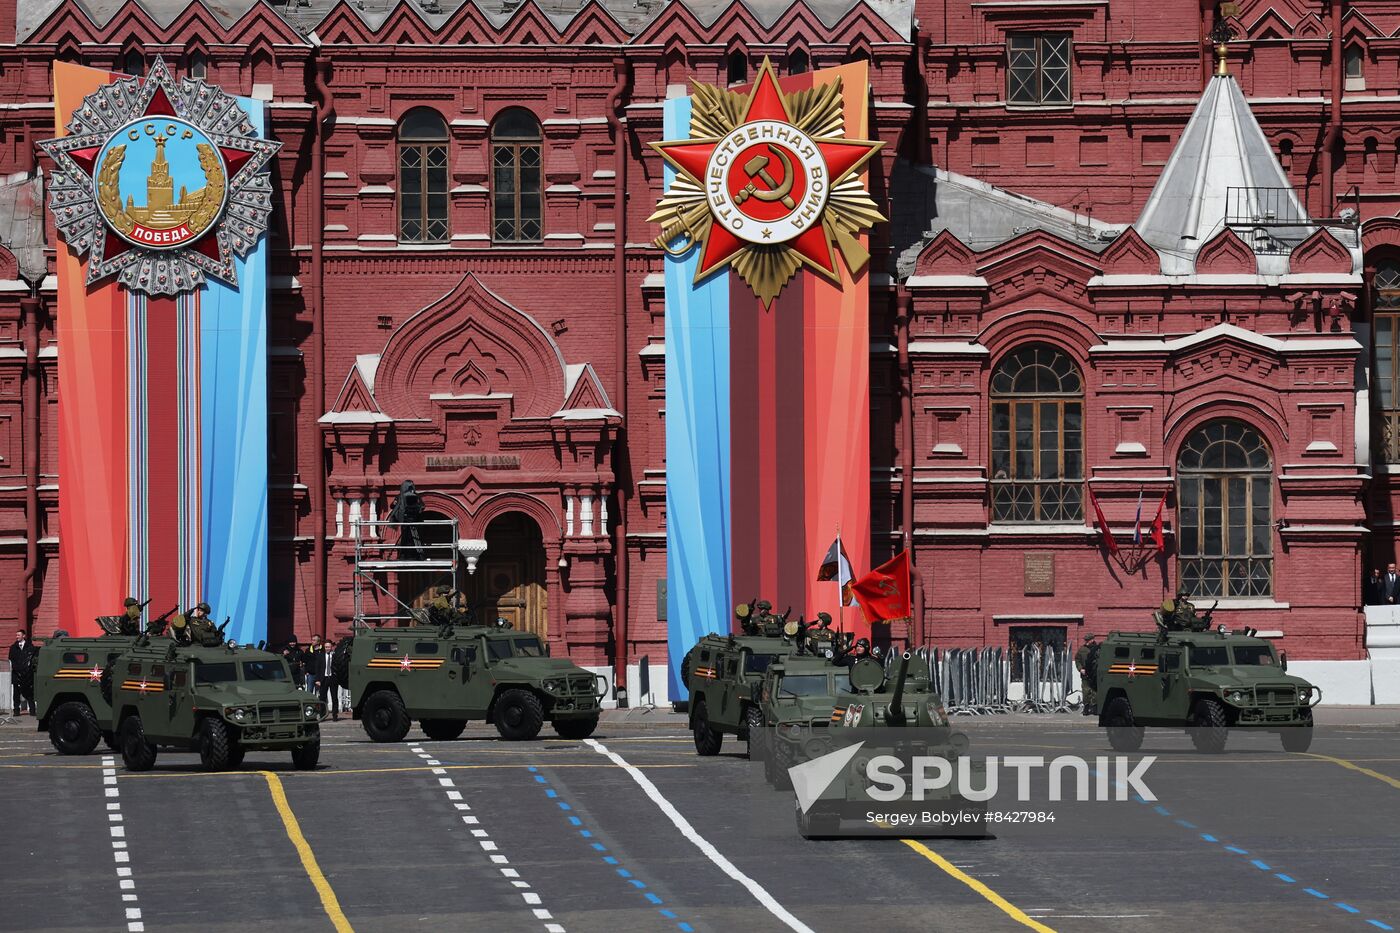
[745,654,779,675]
[512,637,543,657]
[1189,646,1229,667]
[194,661,238,684]
[242,660,289,682]
[486,638,513,662]
[779,674,830,698]
[1232,645,1276,666]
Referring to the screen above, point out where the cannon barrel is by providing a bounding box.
[885,651,913,726]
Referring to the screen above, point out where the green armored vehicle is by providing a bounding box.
[1096,596,1320,754]
[111,641,324,772]
[681,601,830,756]
[794,652,981,838]
[34,604,179,755]
[339,621,604,742]
[749,650,845,784]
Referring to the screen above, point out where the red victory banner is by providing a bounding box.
[851,550,912,625]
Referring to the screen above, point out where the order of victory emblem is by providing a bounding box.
[39,57,280,296]
[649,57,885,305]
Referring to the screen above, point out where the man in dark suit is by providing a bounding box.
[1385,563,1400,604]
[8,630,34,715]
[1365,567,1385,606]
[313,640,340,721]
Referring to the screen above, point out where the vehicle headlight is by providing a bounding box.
[1226,690,1248,704]
[305,704,319,720]
[543,679,565,694]
[227,707,247,722]
[780,723,803,738]
[1297,686,1310,703]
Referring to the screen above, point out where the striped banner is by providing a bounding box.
[665,63,873,697]
[54,64,270,643]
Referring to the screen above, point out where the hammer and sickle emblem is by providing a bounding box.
[734,144,797,210]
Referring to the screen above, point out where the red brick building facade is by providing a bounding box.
[1,0,1398,690]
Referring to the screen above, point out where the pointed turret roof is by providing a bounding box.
[1135,70,1306,275]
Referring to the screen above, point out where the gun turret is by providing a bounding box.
[885,651,912,727]
[146,605,180,636]
[1196,600,1219,632]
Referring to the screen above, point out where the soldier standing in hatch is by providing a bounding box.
[120,597,143,636]
[1075,633,1098,716]
[1171,590,1199,630]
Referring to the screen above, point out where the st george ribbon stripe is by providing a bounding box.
[663,95,732,699]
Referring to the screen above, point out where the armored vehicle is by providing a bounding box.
[794,652,981,838]
[680,601,834,756]
[1095,605,1319,753]
[749,652,845,784]
[110,641,324,771]
[339,623,604,742]
[34,611,178,755]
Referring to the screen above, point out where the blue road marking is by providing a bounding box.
[526,767,692,931]
[1124,769,1392,931]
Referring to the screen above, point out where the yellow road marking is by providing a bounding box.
[901,838,1056,933]
[1304,752,1400,791]
[259,771,355,933]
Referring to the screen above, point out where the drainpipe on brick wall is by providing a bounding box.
[312,59,335,639]
[20,290,41,638]
[896,289,924,643]
[605,57,631,704]
[1323,0,1345,214]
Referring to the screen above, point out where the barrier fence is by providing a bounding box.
[904,645,1080,715]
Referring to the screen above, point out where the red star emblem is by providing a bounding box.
[89,666,103,684]
[1126,662,1138,679]
[61,84,255,268]
[400,656,414,671]
[650,59,883,302]
[138,678,150,694]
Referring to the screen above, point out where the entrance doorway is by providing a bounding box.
[463,513,548,639]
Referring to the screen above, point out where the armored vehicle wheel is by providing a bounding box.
[120,715,157,772]
[679,653,692,687]
[99,666,115,705]
[770,737,795,790]
[552,716,598,740]
[1189,698,1229,754]
[291,729,321,771]
[421,718,468,742]
[745,706,767,761]
[1103,697,1144,752]
[495,689,544,741]
[226,743,246,768]
[199,717,233,771]
[362,689,411,743]
[331,638,353,687]
[691,699,723,756]
[1281,711,1313,753]
[49,701,101,755]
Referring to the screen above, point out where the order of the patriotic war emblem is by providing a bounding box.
[649,57,885,305]
[39,57,280,296]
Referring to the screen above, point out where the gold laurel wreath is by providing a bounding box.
[649,72,885,304]
[95,141,226,240]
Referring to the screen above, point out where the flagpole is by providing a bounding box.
[836,524,844,640]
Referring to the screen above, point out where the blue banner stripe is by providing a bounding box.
[664,96,732,699]
[199,96,270,647]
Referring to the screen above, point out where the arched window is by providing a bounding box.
[789,49,810,75]
[1372,257,1400,461]
[1345,43,1365,90]
[492,109,541,242]
[990,343,1084,523]
[188,49,207,80]
[1176,420,1273,598]
[122,48,144,76]
[398,108,449,243]
[727,50,748,85]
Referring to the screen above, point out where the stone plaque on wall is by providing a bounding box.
[1024,553,1055,595]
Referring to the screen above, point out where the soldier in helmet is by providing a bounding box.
[1171,590,1199,630]
[120,597,143,636]
[1074,633,1099,716]
[428,585,458,627]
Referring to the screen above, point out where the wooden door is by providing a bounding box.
[464,513,547,639]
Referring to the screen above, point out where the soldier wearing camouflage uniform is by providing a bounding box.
[1075,633,1098,716]
[120,597,143,636]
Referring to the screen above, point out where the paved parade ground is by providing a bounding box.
[3,710,1399,933]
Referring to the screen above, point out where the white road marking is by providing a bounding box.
[410,745,564,932]
[102,755,144,932]
[584,738,815,933]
